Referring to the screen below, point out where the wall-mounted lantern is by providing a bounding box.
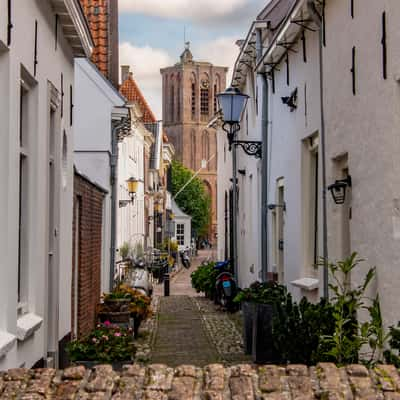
[217,87,262,159]
[119,177,140,208]
[328,176,352,204]
[281,88,298,112]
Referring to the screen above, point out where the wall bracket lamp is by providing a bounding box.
[328,176,352,204]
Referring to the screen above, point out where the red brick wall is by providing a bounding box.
[72,173,105,337]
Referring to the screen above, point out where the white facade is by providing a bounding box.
[171,199,192,251]
[117,106,150,256]
[0,0,91,369]
[74,58,126,292]
[218,0,400,329]
[323,0,400,328]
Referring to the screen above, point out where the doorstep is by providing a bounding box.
[0,331,16,358]
[17,313,43,341]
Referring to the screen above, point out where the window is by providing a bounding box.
[302,135,319,276]
[214,83,218,114]
[191,82,196,120]
[170,84,175,122]
[18,82,30,304]
[200,88,209,116]
[176,224,185,246]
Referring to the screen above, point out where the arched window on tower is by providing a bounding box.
[191,130,196,170]
[177,74,181,122]
[200,73,210,120]
[202,130,210,169]
[214,74,221,114]
[170,84,175,122]
[191,74,196,120]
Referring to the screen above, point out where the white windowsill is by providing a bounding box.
[16,313,43,342]
[291,278,319,291]
[0,331,17,358]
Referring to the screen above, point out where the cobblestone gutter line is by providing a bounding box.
[2,363,400,399]
[193,297,251,365]
[135,296,160,363]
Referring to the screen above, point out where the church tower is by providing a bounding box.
[161,44,228,241]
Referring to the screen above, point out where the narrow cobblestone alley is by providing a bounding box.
[150,250,250,366]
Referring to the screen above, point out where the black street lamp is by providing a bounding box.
[328,176,352,205]
[217,87,262,159]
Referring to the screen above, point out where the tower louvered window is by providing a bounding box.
[201,88,209,116]
[191,83,196,120]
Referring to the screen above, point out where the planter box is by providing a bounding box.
[73,360,132,371]
[252,303,280,364]
[242,302,255,355]
[103,298,131,312]
[98,311,131,324]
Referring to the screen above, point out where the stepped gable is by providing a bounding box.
[0,363,399,398]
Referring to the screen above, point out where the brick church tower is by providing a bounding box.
[161,44,228,241]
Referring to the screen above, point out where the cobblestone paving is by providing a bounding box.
[150,296,221,367]
[193,297,252,365]
[150,250,251,366]
[134,296,160,363]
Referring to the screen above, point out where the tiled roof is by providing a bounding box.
[120,73,157,124]
[79,0,109,78]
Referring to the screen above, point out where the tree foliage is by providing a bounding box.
[171,160,211,237]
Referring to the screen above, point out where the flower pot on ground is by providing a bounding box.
[241,302,256,355]
[97,309,131,324]
[66,322,135,366]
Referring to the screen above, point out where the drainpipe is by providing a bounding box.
[257,28,269,282]
[308,0,329,298]
[110,122,119,291]
[110,116,130,291]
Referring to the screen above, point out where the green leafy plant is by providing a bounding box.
[67,322,135,363]
[384,323,400,367]
[171,160,211,236]
[191,262,218,298]
[234,281,335,364]
[319,252,376,365]
[119,242,131,260]
[360,295,391,366]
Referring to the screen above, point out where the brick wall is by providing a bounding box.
[72,172,106,338]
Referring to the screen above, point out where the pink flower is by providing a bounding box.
[102,335,109,341]
[92,338,98,344]
[104,321,111,327]
[114,332,121,337]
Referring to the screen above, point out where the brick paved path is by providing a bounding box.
[150,296,221,366]
[150,250,250,366]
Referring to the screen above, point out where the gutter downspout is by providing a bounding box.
[256,28,269,282]
[308,0,329,298]
[110,122,119,291]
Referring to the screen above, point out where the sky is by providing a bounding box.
[118,0,267,118]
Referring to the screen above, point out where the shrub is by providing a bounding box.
[67,322,135,363]
[235,281,335,364]
[191,262,218,298]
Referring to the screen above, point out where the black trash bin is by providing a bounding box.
[242,302,255,355]
[252,303,279,364]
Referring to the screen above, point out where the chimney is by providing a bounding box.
[121,65,130,83]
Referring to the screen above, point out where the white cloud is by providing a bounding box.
[119,42,175,118]
[119,0,249,22]
[197,36,240,85]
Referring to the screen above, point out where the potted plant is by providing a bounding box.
[118,285,152,338]
[191,261,218,299]
[66,322,135,370]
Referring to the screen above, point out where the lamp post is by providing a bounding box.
[217,87,257,278]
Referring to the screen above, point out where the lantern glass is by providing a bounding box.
[127,178,139,195]
[217,87,249,124]
[328,181,347,204]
